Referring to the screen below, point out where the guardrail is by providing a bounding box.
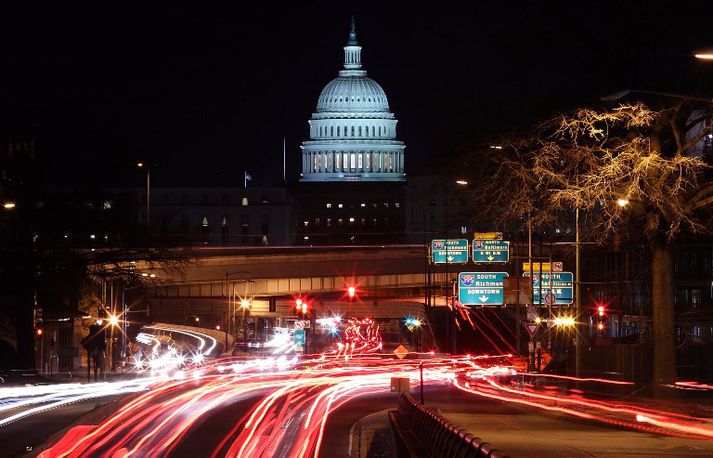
[390,393,509,458]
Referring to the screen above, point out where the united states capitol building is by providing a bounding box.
[300,19,405,182]
[115,19,463,246]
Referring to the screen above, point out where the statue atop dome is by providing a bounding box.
[347,15,358,46]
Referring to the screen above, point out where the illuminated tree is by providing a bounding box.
[474,102,713,388]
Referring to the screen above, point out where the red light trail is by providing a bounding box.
[34,321,713,457]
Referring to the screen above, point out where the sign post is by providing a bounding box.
[457,272,509,306]
[431,239,469,264]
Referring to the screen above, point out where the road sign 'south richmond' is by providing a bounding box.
[524,272,574,305]
[431,239,469,264]
[458,272,509,306]
[472,240,510,263]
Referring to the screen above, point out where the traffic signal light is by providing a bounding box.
[36,328,43,337]
[294,298,308,319]
[347,286,356,298]
[301,302,308,318]
[595,305,607,333]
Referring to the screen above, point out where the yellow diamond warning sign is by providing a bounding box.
[393,345,409,359]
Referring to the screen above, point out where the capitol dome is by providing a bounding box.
[316,77,390,113]
[300,18,405,182]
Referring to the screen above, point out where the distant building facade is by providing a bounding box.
[137,186,292,246]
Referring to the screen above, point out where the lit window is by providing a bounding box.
[326,203,332,208]
[360,203,366,208]
[338,203,343,209]
[202,216,208,227]
[90,234,96,240]
[384,202,389,208]
[303,221,309,227]
[338,218,344,226]
[357,154,363,169]
[349,217,355,222]
[326,218,332,226]
[222,215,228,227]
[241,197,248,206]
[395,202,400,208]
[315,218,320,226]
[102,201,112,210]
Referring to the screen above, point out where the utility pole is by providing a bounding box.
[575,207,582,377]
[528,213,533,370]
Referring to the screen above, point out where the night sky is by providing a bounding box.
[2,2,712,187]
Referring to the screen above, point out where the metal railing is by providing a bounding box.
[390,393,509,458]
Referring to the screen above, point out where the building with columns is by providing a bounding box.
[300,18,405,182]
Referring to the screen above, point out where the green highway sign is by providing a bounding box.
[472,240,510,263]
[458,272,509,306]
[525,272,574,305]
[293,329,306,346]
[431,239,469,264]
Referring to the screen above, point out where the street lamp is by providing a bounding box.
[695,52,713,60]
[3,202,16,209]
[617,198,630,208]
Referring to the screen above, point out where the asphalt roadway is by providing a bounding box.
[0,395,122,457]
[6,382,713,457]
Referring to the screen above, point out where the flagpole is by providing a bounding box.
[283,137,286,184]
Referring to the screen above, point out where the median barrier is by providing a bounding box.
[390,393,509,457]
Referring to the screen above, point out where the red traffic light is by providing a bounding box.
[301,303,308,315]
[598,305,605,316]
[36,328,43,336]
[295,298,303,310]
[597,322,605,331]
[347,286,356,298]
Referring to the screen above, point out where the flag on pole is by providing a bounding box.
[244,171,252,188]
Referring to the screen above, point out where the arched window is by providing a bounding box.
[330,126,334,136]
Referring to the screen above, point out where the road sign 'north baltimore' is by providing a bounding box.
[525,272,574,305]
[458,272,509,306]
[472,240,510,263]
